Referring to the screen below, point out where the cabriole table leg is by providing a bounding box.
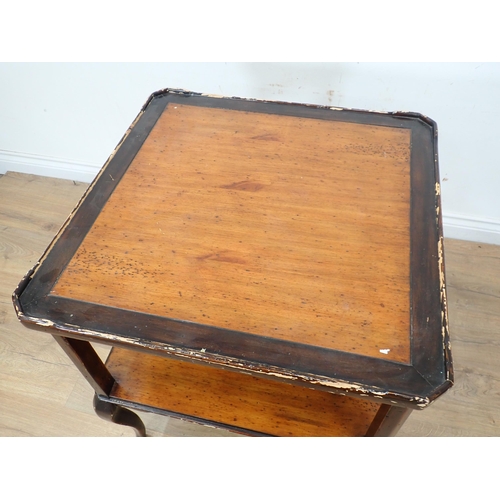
[93,394,147,437]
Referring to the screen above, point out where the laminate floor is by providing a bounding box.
[1,171,499,437]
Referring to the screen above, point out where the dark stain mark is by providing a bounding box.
[196,251,246,265]
[250,133,280,141]
[221,180,264,192]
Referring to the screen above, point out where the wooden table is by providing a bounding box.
[13,89,453,436]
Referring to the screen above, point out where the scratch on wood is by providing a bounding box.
[250,133,280,141]
[221,180,265,192]
[196,251,246,264]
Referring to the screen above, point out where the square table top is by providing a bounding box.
[14,89,453,409]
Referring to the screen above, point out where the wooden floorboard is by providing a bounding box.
[1,171,499,437]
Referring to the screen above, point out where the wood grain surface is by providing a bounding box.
[1,173,499,436]
[51,103,412,362]
[107,347,381,437]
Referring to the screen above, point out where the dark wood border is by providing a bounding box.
[14,89,453,409]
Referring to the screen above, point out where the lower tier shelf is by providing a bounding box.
[106,347,382,437]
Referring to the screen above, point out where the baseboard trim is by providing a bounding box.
[0,150,100,183]
[442,214,500,245]
[1,150,499,245]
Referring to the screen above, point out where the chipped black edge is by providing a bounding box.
[406,113,453,405]
[433,117,454,391]
[412,113,453,401]
[146,87,437,126]
[12,265,35,320]
[12,303,432,410]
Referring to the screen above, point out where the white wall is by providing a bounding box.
[1,62,499,244]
